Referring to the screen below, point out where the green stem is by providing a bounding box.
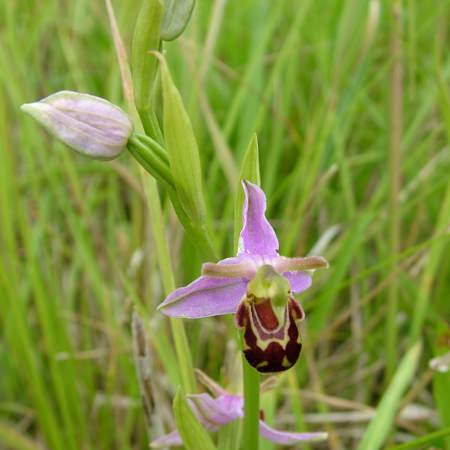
[235,137,262,450]
[131,21,198,394]
[166,188,217,261]
[128,137,217,262]
[241,356,260,450]
[131,32,216,392]
[143,176,196,393]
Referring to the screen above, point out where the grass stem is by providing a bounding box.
[386,0,403,381]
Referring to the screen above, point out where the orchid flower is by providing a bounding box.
[159,181,328,373]
[150,372,328,448]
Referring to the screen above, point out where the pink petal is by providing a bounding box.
[158,275,247,318]
[283,271,312,294]
[150,430,182,448]
[238,181,279,257]
[188,393,243,427]
[213,393,244,415]
[259,421,328,445]
[202,256,257,279]
[150,394,243,448]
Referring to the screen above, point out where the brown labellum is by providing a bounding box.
[235,294,305,373]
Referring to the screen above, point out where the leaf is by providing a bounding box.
[173,388,217,450]
[159,54,207,225]
[356,342,422,450]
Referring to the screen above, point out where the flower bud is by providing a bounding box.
[160,0,195,41]
[21,91,133,160]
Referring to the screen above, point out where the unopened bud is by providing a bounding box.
[160,0,195,41]
[21,91,133,160]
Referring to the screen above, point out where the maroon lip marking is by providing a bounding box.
[236,294,304,373]
[254,299,279,330]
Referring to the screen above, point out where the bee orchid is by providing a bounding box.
[150,372,327,448]
[159,181,328,373]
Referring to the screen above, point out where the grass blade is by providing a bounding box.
[356,342,422,450]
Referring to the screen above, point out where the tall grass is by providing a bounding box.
[1,1,449,449]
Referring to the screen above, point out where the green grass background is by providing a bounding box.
[1,0,449,449]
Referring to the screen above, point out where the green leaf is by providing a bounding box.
[173,388,217,450]
[161,0,195,41]
[356,342,422,450]
[132,0,163,114]
[385,426,450,450]
[159,54,207,225]
[234,133,260,249]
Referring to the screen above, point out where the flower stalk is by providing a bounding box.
[238,140,261,450]
[143,176,197,393]
[241,356,260,450]
[131,21,218,260]
[129,134,217,261]
[130,4,198,390]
